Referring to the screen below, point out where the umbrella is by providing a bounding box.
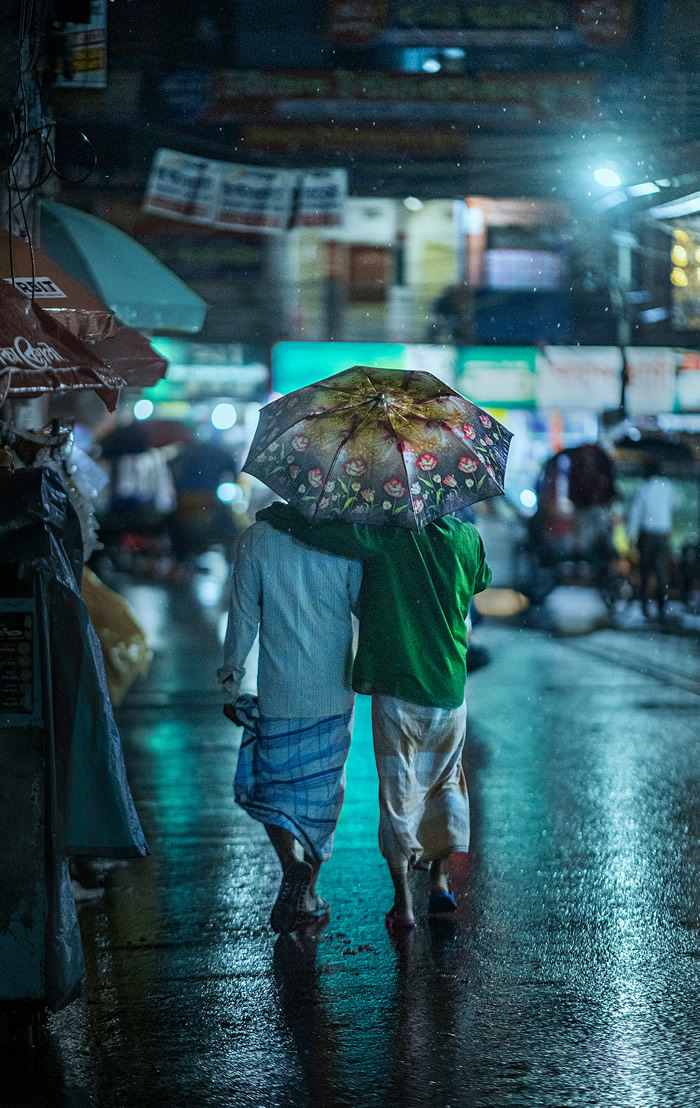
[0,231,169,388]
[0,280,124,410]
[97,418,194,458]
[243,365,513,530]
[39,201,207,334]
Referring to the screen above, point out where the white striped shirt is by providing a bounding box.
[219,521,362,718]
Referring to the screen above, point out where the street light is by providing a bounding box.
[594,166,622,188]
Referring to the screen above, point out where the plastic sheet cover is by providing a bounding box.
[0,466,148,858]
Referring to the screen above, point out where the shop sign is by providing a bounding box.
[675,348,700,410]
[404,345,457,387]
[456,347,536,408]
[199,69,598,128]
[3,276,67,299]
[240,122,467,158]
[536,346,622,411]
[624,347,676,417]
[273,341,405,394]
[389,0,570,32]
[53,0,107,89]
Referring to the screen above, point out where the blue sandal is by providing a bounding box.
[428,890,458,914]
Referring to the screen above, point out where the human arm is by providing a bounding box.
[473,532,492,594]
[217,526,261,705]
[257,501,376,560]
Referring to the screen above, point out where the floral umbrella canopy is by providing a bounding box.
[243,366,513,530]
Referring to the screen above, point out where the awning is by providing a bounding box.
[0,231,169,388]
[0,281,124,411]
[39,201,208,334]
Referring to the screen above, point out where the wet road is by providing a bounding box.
[5,577,700,1108]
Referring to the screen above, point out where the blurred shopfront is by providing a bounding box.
[272,340,700,567]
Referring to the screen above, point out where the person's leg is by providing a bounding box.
[388,857,414,924]
[654,535,670,615]
[638,534,651,615]
[265,823,299,872]
[264,823,312,934]
[301,851,326,915]
[429,855,450,893]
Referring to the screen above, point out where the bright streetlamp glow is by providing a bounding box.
[211,403,237,430]
[422,58,441,72]
[133,399,154,420]
[520,489,537,509]
[403,196,423,211]
[594,167,622,188]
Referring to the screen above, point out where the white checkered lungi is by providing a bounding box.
[372,694,469,868]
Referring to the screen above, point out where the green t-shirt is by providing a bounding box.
[258,502,492,709]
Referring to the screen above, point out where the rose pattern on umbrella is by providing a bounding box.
[242,366,511,529]
[343,457,367,476]
[416,452,438,471]
[384,477,407,497]
[458,457,479,474]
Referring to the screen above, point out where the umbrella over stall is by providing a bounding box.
[0,280,124,411]
[39,201,207,335]
[243,365,513,531]
[0,231,169,389]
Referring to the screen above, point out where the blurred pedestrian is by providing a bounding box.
[259,502,491,930]
[218,519,361,934]
[628,461,676,618]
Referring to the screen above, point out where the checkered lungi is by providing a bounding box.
[233,695,353,863]
[371,694,469,868]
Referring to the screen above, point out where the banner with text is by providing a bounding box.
[143,149,347,233]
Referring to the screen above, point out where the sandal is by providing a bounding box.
[270,860,312,934]
[295,897,330,927]
[385,906,416,931]
[428,889,458,914]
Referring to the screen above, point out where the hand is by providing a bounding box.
[223,703,241,725]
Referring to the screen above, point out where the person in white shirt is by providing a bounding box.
[218,520,362,934]
[627,462,676,618]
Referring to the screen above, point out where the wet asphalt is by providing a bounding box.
[3,576,700,1108]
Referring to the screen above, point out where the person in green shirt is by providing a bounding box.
[258,500,492,930]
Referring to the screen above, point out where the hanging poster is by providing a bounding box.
[143,149,347,233]
[213,165,298,232]
[294,170,348,228]
[143,149,220,224]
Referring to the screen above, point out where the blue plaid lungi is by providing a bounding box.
[233,695,353,862]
